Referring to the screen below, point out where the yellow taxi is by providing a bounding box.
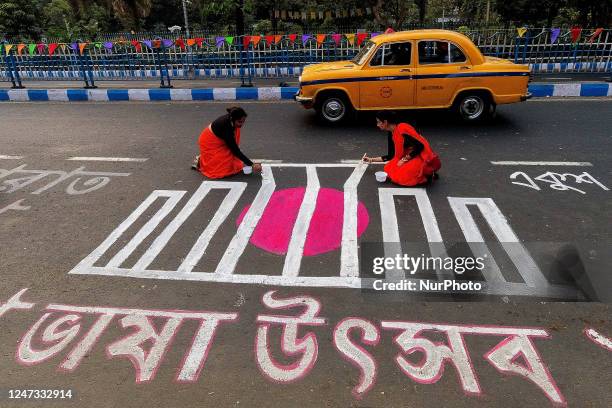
[295,29,531,123]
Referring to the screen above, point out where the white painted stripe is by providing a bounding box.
[250,159,283,164]
[282,165,320,278]
[107,191,186,268]
[0,155,24,160]
[213,88,236,100]
[257,87,282,101]
[47,89,69,102]
[67,157,149,162]
[128,89,150,101]
[170,89,193,101]
[552,83,581,97]
[608,85,612,97]
[177,182,246,273]
[340,159,384,165]
[491,161,592,166]
[266,163,359,168]
[215,165,276,275]
[88,89,109,102]
[340,164,367,277]
[8,90,29,102]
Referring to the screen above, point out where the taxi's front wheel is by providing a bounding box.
[455,92,492,121]
[316,93,352,124]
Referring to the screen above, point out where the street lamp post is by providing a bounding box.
[182,0,190,38]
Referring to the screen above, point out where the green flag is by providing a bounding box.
[28,43,36,54]
[94,42,102,49]
[225,36,234,45]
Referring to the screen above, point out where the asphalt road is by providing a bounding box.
[0,99,611,407]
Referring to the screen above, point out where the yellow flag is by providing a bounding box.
[345,34,355,46]
[5,44,13,54]
[517,27,528,38]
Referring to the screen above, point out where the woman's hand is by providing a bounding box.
[252,163,263,173]
[397,155,410,167]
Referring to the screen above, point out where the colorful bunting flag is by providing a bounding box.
[195,38,204,47]
[215,37,225,47]
[175,38,186,50]
[70,42,77,51]
[517,27,528,38]
[186,39,196,47]
[60,44,67,53]
[143,40,152,49]
[316,34,326,45]
[252,35,261,46]
[265,35,274,45]
[225,36,234,45]
[79,42,88,54]
[152,40,161,49]
[550,28,561,43]
[4,44,13,55]
[104,42,113,50]
[345,34,355,46]
[589,28,603,43]
[371,32,381,38]
[48,43,58,55]
[302,34,312,45]
[274,35,282,44]
[357,33,368,46]
[288,34,297,44]
[28,44,36,55]
[36,43,45,53]
[163,39,174,48]
[242,35,251,48]
[17,44,25,55]
[571,27,582,43]
[332,33,342,45]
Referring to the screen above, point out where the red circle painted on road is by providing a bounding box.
[236,187,369,256]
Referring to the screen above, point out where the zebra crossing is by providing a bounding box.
[69,163,582,299]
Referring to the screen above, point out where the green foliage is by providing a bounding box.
[0,0,45,40]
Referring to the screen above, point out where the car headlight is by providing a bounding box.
[298,75,302,83]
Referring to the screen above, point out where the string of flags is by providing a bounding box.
[1,28,605,56]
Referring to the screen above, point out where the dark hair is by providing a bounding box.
[227,106,247,122]
[375,110,398,124]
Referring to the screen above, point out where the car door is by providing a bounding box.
[415,40,472,107]
[359,41,415,110]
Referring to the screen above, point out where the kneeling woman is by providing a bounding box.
[363,111,441,186]
[194,106,262,178]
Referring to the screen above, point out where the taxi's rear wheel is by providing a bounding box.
[455,92,492,121]
[316,93,352,124]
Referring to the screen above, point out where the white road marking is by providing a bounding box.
[491,161,592,166]
[0,155,24,160]
[282,165,320,278]
[251,159,283,164]
[67,157,149,162]
[340,164,368,277]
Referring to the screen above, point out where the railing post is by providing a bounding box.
[240,36,253,87]
[75,39,97,89]
[153,37,172,88]
[2,40,25,89]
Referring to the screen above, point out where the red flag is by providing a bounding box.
[288,34,297,44]
[175,38,185,50]
[195,37,204,47]
[265,35,274,45]
[384,27,395,34]
[131,40,141,52]
[570,27,582,43]
[48,43,58,55]
[589,28,604,43]
[357,33,368,46]
[242,35,251,48]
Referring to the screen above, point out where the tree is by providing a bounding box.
[495,0,566,26]
[567,0,611,27]
[0,0,45,40]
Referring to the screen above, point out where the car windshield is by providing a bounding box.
[351,41,376,65]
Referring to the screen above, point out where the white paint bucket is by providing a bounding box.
[243,166,253,175]
[375,171,387,183]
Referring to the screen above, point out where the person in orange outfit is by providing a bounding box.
[192,106,262,178]
[363,111,441,186]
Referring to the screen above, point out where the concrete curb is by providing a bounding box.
[0,83,610,102]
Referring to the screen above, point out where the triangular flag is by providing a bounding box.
[130,40,141,52]
[195,37,204,47]
[589,28,603,43]
[251,35,261,46]
[288,34,297,44]
[225,36,234,45]
[28,44,36,54]
[517,27,528,38]
[104,42,113,50]
[175,38,185,50]
[163,39,174,48]
[17,44,25,55]
[70,42,77,51]
[216,37,225,47]
[143,40,152,49]
[571,27,582,43]
[345,34,355,46]
[37,43,45,53]
[331,33,342,45]
[316,34,326,45]
[301,34,311,45]
[152,40,161,49]
[265,35,274,45]
[4,44,13,55]
[60,44,67,52]
[79,42,87,54]
[550,28,561,43]
[274,35,282,44]
[48,43,58,55]
[242,35,251,48]
[371,32,381,38]
[186,38,196,47]
[357,33,368,46]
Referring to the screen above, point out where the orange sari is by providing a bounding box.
[384,123,441,186]
[198,125,244,179]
